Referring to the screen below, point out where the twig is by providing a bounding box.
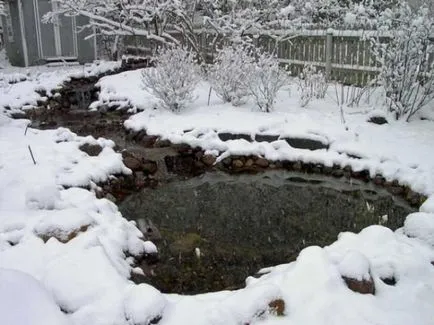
[207,86,212,106]
[28,145,37,165]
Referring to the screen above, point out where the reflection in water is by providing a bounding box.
[119,171,414,294]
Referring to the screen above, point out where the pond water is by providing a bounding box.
[119,170,415,294]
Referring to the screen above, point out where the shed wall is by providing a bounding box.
[2,1,25,66]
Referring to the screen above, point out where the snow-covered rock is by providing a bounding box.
[0,268,70,325]
[338,250,371,281]
[404,212,434,247]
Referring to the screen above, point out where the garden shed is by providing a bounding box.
[0,0,96,66]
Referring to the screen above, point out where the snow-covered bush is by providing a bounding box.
[371,4,434,121]
[208,43,255,106]
[247,52,288,112]
[297,64,328,107]
[141,46,200,112]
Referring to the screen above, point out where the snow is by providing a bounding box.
[0,61,121,115]
[403,213,434,247]
[124,284,167,324]
[0,268,70,325]
[0,116,160,324]
[118,71,434,196]
[420,196,434,213]
[1,65,434,325]
[90,69,156,112]
[337,250,371,281]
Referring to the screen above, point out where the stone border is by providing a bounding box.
[94,134,426,208]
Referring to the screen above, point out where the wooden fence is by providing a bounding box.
[124,30,434,86]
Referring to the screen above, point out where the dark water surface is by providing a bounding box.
[119,171,415,294]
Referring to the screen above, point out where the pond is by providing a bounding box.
[119,170,415,294]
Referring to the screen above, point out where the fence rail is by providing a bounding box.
[124,29,434,86]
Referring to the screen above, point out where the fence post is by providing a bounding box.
[325,30,333,81]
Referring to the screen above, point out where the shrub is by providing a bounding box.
[207,43,255,106]
[246,52,288,112]
[297,64,328,107]
[141,46,200,112]
[371,4,434,121]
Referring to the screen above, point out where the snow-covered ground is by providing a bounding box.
[1,66,434,325]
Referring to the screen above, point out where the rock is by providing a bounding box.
[312,164,323,173]
[388,186,404,195]
[133,130,147,141]
[79,143,103,156]
[268,299,285,316]
[123,156,143,171]
[373,175,385,186]
[38,225,90,244]
[173,143,192,154]
[139,252,160,266]
[381,276,396,286]
[302,163,314,173]
[323,166,333,174]
[283,137,329,150]
[222,157,232,167]
[255,158,269,168]
[218,132,252,142]
[255,134,279,143]
[406,190,421,206]
[154,139,172,148]
[194,160,205,171]
[343,166,352,178]
[352,170,370,182]
[232,159,244,169]
[273,161,282,168]
[342,275,375,295]
[143,161,158,174]
[332,168,344,177]
[293,161,302,171]
[368,116,388,125]
[105,193,117,203]
[245,159,254,167]
[130,269,148,284]
[195,151,204,160]
[202,154,216,166]
[141,135,158,147]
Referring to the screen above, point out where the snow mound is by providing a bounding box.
[0,117,156,324]
[338,250,371,281]
[0,268,69,325]
[420,196,434,213]
[90,69,156,112]
[25,183,61,210]
[124,284,167,324]
[404,212,434,247]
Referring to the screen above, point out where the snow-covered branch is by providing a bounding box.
[371,2,434,121]
[44,0,198,45]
